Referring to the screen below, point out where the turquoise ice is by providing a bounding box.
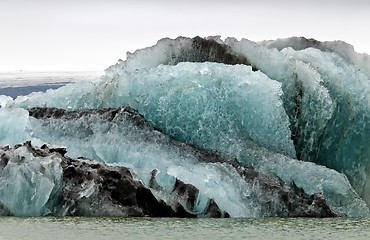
[1,36,369,217]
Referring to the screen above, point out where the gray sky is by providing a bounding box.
[1,0,369,71]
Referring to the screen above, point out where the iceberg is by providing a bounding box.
[0,113,338,217]
[0,36,369,217]
[0,142,62,216]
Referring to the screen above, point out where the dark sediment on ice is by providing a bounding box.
[0,201,12,216]
[0,141,225,217]
[59,152,221,217]
[179,36,258,70]
[26,106,340,217]
[120,36,259,71]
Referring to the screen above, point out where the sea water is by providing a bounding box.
[0,217,369,240]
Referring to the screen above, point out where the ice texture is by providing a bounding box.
[0,143,62,216]
[24,107,340,217]
[0,107,32,145]
[24,107,295,217]
[245,148,369,217]
[7,62,296,157]
[225,37,335,161]
[0,36,369,217]
[0,139,339,217]
[260,37,370,79]
[279,47,370,202]
[225,37,370,206]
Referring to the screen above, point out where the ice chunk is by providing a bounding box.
[241,146,369,217]
[26,107,366,217]
[121,62,295,157]
[226,37,335,161]
[0,142,63,216]
[0,107,32,146]
[261,37,370,79]
[11,62,296,157]
[279,47,370,205]
[0,95,13,107]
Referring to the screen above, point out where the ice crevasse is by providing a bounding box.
[0,36,369,217]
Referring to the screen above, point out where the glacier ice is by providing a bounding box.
[279,47,370,194]
[0,141,229,217]
[7,62,296,157]
[225,37,370,207]
[0,108,339,217]
[0,107,32,146]
[0,36,370,217]
[25,107,295,217]
[260,37,370,79]
[225,37,335,161]
[0,142,62,216]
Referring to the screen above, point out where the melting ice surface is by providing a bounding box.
[0,36,369,217]
[0,144,62,216]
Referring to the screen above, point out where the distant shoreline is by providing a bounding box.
[0,70,103,89]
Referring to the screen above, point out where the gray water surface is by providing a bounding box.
[0,217,369,240]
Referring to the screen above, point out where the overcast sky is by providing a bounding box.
[1,0,369,71]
